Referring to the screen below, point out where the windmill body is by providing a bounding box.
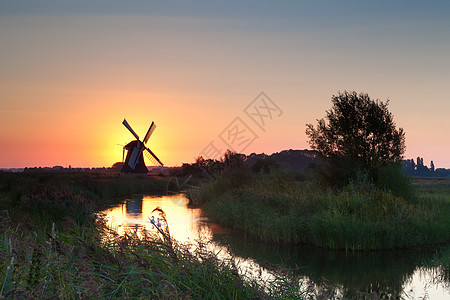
[121,119,163,174]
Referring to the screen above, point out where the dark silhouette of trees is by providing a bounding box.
[306,91,406,186]
[222,150,246,170]
[180,157,220,179]
[416,157,429,173]
[111,162,124,171]
[180,150,247,180]
[402,159,415,174]
[402,157,449,177]
[251,158,280,173]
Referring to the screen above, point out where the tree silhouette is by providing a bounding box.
[111,162,124,171]
[306,91,406,186]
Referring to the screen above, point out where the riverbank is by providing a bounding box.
[0,172,170,227]
[189,171,450,250]
[0,172,297,298]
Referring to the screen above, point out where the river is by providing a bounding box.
[100,193,450,299]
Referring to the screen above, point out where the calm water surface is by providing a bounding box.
[100,194,450,299]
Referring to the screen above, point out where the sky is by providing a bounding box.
[1,0,449,168]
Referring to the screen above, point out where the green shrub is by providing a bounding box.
[376,162,415,200]
[313,156,366,188]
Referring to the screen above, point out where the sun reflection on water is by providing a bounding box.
[101,194,218,243]
[100,193,276,284]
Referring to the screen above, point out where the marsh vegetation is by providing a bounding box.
[1,169,449,299]
[0,172,302,299]
[190,168,450,250]
[102,191,450,299]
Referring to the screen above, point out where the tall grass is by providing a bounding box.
[0,172,170,228]
[0,171,306,298]
[0,216,271,298]
[190,171,450,250]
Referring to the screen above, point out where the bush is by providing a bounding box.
[314,156,366,188]
[251,158,280,173]
[376,162,415,200]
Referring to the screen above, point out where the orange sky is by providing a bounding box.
[1,2,449,169]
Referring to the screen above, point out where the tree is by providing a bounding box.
[306,91,406,185]
[111,162,124,171]
[222,150,246,170]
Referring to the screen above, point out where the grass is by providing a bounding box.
[190,171,450,250]
[0,216,270,298]
[0,171,305,299]
[0,172,171,228]
[1,170,448,298]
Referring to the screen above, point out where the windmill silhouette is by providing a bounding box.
[121,119,163,174]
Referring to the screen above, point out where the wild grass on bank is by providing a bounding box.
[0,171,306,299]
[0,214,270,298]
[190,171,450,250]
[0,172,170,228]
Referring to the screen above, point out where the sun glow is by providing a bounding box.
[101,195,205,243]
[1,9,450,168]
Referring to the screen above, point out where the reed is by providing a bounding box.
[0,172,169,228]
[0,212,308,298]
[0,171,304,298]
[192,172,450,250]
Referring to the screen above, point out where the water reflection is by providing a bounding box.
[125,197,142,217]
[101,194,450,299]
[213,229,450,299]
[101,194,223,243]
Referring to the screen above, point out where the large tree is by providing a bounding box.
[306,91,405,184]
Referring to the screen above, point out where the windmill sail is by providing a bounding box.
[128,146,142,169]
[145,147,164,166]
[143,122,156,144]
[122,119,140,140]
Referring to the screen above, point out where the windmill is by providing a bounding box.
[121,119,163,173]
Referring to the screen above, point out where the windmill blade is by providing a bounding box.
[122,119,140,141]
[144,147,164,166]
[143,122,156,144]
[128,146,144,169]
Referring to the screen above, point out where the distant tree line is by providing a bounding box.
[402,157,450,177]
[24,165,121,173]
[173,150,247,179]
[175,149,318,179]
[22,163,174,175]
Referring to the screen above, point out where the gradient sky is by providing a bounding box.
[1,1,449,168]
